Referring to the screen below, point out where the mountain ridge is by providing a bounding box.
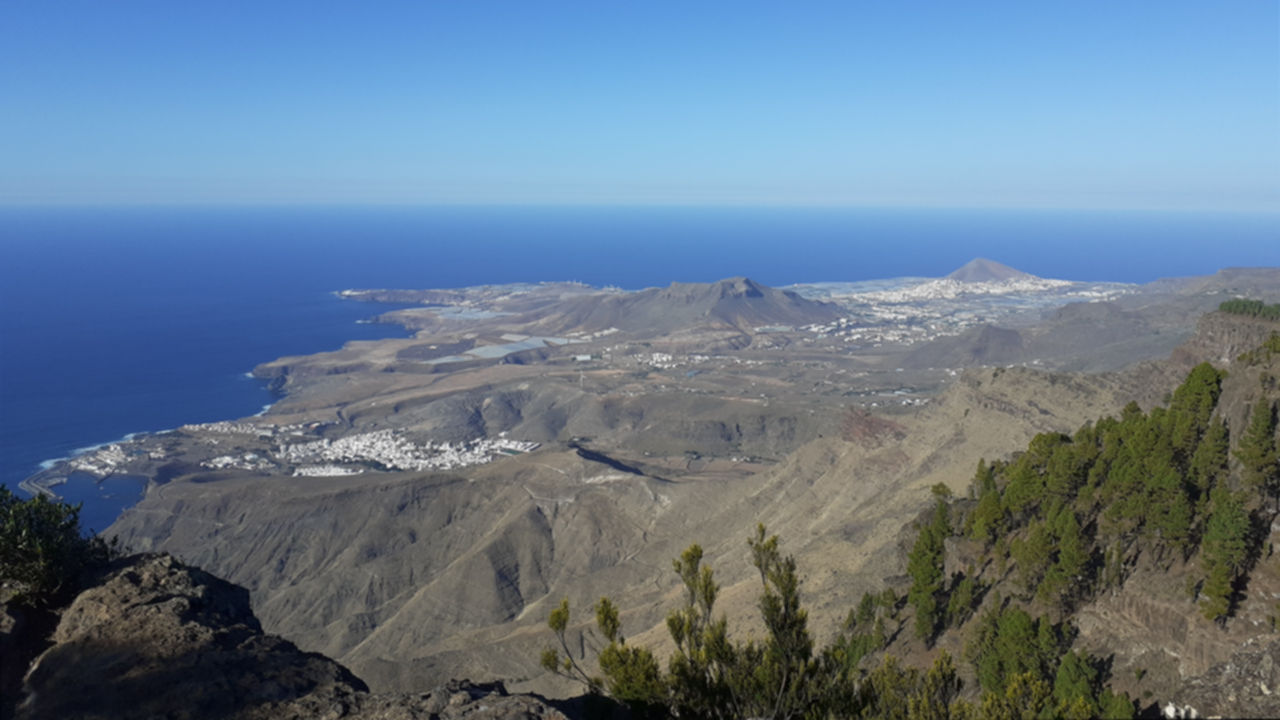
[945,257,1034,283]
[526,276,843,335]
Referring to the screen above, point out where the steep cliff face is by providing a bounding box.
[1173,311,1280,369]
[9,554,571,720]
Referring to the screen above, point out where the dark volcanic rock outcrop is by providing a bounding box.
[14,554,569,720]
[19,553,366,719]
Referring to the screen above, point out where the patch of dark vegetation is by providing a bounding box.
[1,489,123,718]
[1220,298,1280,321]
[1,488,121,609]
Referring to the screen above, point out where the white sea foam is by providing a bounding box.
[38,457,67,471]
[41,431,150,471]
[70,440,113,456]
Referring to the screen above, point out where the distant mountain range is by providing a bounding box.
[528,276,843,335]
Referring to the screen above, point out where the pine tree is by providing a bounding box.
[1041,508,1088,609]
[1146,465,1193,547]
[907,652,964,720]
[1199,487,1250,622]
[969,459,994,498]
[1189,418,1229,501]
[853,591,876,629]
[1236,400,1279,504]
[1052,651,1099,716]
[1167,362,1225,461]
[968,476,1004,546]
[979,672,1052,720]
[1200,562,1234,623]
[946,571,978,628]
[1012,521,1053,595]
[746,524,820,720]
[594,597,666,710]
[665,544,736,718]
[908,498,949,641]
[1098,689,1136,719]
[1053,509,1087,583]
[540,599,603,693]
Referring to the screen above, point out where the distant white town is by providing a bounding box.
[57,421,541,483]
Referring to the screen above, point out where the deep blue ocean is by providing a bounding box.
[1,206,1277,531]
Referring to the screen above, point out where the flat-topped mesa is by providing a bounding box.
[945,258,1035,283]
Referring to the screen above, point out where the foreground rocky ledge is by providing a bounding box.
[8,554,572,720]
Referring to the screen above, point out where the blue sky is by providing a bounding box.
[2,1,1277,210]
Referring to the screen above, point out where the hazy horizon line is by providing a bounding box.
[2,200,1277,216]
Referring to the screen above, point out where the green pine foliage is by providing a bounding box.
[1189,418,1230,504]
[967,489,1004,546]
[0,487,120,607]
[1011,520,1053,595]
[1052,651,1099,717]
[1098,688,1138,719]
[966,460,1005,545]
[1236,400,1279,504]
[547,528,865,719]
[915,360,1271,618]
[966,604,1067,694]
[835,594,890,672]
[857,653,971,720]
[1199,487,1251,622]
[743,524,822,717]
[907,497,949,642]
[540,598,604,694]
[976,671,1052,720]
[595,597,666,711]
[545,527,1132,718]
[1168,362,1226,461]
[945,570,979,628]
[1039,506,1088,608]
[1219,298,1280,320]
[665,544,736,717]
